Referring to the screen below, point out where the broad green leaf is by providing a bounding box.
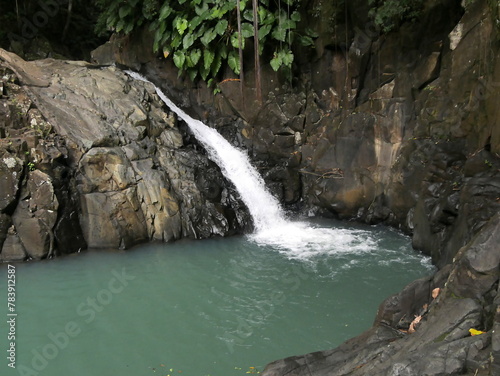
[190,49,202,65]
[159,4,172,21]
[258,24,272,40]
[179,0,187,4]
[200,64,210,81]
[171,33,182,48]
[281,18,296,30]
[160,30,171,45]
[119,6,132,19]
[227,51,240,75]
[124,22,134,34]
[299,35,314,46]
[210,8,222,19]
[174,17,188,35]
[189,16,203,30]
[195,3,209,16]
[218,44,228,59]
[158,20,167,35]
[204,49,215,71]
[243,9,253,22]
[106,13,118,27]
[211,53,222,76]
[116,19,125,32]
[215,19,228,35]
[305,27,319,38]
[148,19,159,32]
[183,33,195,49]
[231,32,245,49]
[221,1,235,14]
[258,7,267,22]
[188,68,198,82]
[262,12,275,25]
[272,27,286,42]
[201,28,217,46]
[241,22,254,38]
[270,54,282,71]
[290,11,301,22]
[173,51,186,69]
[194,24,207,39]
[281,50,294,67]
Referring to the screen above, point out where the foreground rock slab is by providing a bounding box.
[0,49,250,260]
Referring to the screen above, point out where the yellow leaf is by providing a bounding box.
[163,50,170,58]
[469,328,485,336]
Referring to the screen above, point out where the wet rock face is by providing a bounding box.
[0,49,250,260]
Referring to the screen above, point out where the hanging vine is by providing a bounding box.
[95,0,317,87]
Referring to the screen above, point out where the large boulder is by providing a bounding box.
[0,48,251,259]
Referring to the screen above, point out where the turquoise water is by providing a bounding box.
[0,219,433,376]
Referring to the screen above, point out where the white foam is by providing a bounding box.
[249,221,378,260]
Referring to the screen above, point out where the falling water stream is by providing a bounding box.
[125,71,387,260]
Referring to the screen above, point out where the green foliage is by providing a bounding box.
[95,0,317,85]
[368,0,424,33]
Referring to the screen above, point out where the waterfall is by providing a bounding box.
[126,71,286,232]
[126,71,378,259]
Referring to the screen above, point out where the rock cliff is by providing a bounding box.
[0,49,250,260]
[90,0,500,266]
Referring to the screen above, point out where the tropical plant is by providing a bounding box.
[95,0,317,86]
[368,0,424,32]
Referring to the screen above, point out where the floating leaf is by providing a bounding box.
[469,328,486,336]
